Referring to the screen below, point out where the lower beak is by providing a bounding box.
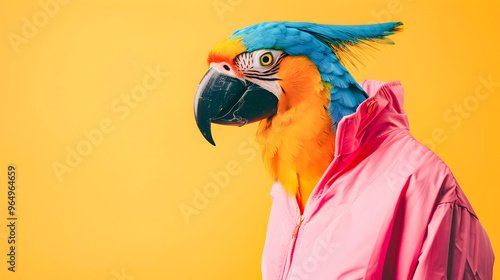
[194,68,278,146]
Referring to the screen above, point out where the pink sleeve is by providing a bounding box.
[412,202,494,279]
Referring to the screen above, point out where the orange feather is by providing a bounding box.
[207,39,246,77]
[256,56,336,211]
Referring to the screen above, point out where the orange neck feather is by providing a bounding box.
[256,56,336,211]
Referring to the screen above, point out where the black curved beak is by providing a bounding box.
[194,68,278,146]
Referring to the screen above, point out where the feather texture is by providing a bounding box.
[256,56,336,208]
[230,21,402,126]
[210,21,401,207]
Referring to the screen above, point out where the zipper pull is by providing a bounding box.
[292,215,304,238]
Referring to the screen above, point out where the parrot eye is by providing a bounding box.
[260,52,273,66]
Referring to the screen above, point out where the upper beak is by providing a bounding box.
[194,68,278,146]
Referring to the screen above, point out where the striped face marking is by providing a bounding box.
[234,50,287,99]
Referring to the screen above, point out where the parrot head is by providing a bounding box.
[193,39,281,145]
[194,21,402,145]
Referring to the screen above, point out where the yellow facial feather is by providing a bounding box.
[207,38,247,65]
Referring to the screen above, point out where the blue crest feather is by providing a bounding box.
[230,21,402,126]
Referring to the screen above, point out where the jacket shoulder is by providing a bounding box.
[390,132,476,216]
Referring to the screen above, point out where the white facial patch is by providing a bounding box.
[234,49,286,99]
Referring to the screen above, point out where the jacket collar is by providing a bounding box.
[335,80,410,156]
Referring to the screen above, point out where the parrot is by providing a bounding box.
[194,21,402,212]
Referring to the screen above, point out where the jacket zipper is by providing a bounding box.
[280,214,304,280]
[279,154,341,280]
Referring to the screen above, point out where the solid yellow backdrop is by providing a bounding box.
[0,0,498,279]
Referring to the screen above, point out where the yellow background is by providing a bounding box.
[0,0,499,279]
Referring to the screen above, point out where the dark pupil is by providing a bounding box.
[263,56,270,63]
[223,65,230,71]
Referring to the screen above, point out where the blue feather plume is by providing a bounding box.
[230,21,403,127]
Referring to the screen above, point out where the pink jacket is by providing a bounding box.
[261,80,494,280]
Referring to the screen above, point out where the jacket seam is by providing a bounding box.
[434,201,478,220]
[338,127,410,157]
